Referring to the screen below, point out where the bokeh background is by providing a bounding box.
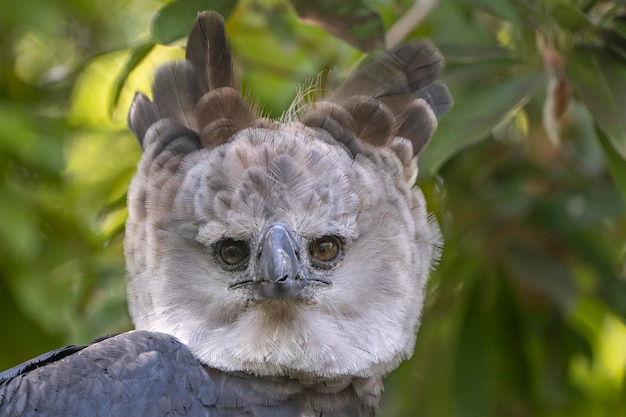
[1,0,625,416]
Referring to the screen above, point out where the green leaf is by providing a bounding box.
[597,127,626,204]
[151,0,238,45]
[288,0,384,51]
[506,242,578,314]
[550,3,592,33]
[557,185,622,229]
[0,276,62,369]
[566,46,626,158]
[454,284,494,417]
[420,73,545,175]
[610,19,626,40]
[0,186,39,261]
[110,41,155,113]
[0,104,64,175]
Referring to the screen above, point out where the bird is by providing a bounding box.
[0,10,450,417]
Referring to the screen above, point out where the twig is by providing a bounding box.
[386,0,440,49]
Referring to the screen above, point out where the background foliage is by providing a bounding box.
[1,0,625,416]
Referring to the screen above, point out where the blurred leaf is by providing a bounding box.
[569,230,626,319]
[597,126,626,203]
[289,0,384,51]
[567,46,626,158]
[598,267,626,321]
[463,0,525,23]
[0,104,64,175]
[610,18,626,40]
[531,184,625,234]
[0,275,62,369]
[0,187,38,261]
[550,2,592,33]
[0,0,63,34]
[110,41,155,113]
[454,283,493,417]
[420,73,545,175]
[441,44,514,62]
[601,29,626,61]
[440,44,519,84]
[506,242,578,313]
[151,0,238,45]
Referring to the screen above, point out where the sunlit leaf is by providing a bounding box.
[420,73,545,175]
[566,46,626,158]
[151,0,238,45]
[289,0,384,51]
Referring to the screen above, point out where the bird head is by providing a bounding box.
[125,11,449,379]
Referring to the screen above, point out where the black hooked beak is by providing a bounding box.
[256,222,304,299]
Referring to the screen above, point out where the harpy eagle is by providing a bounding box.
[0,10,451,417]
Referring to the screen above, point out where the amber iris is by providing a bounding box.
[309,236,341,262]
[219,239,250,265]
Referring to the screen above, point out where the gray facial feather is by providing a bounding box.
[125,6,448,401]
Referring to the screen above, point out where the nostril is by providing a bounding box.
[257,222,301,286]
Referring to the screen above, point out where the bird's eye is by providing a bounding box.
[309,236,342,264]
[217,239,250,266]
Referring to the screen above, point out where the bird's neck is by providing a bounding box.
[203,365,382,416]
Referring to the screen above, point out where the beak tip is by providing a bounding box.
[258,280,302,299]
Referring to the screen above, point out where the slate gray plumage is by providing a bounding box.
[0,10,451,417]
[1,331,375,416]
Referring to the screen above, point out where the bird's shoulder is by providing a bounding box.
[0,331,372,417]
[0,331,221,417]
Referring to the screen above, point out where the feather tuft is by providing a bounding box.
[199,118,240,149]
[343,96,395,147]
[395,98,437,156]
[152,62,203,131]
[128,93,160,149]
[196,87,256,141]
[186,10,235,91]
[296,39,451,157]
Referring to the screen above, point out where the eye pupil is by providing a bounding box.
[219,239,249,265]
[316,242,335,259]
[310,236,341,262]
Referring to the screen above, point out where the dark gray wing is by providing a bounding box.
[0,345,87,384]
[0,331,373,417]
[0,331,218,417]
